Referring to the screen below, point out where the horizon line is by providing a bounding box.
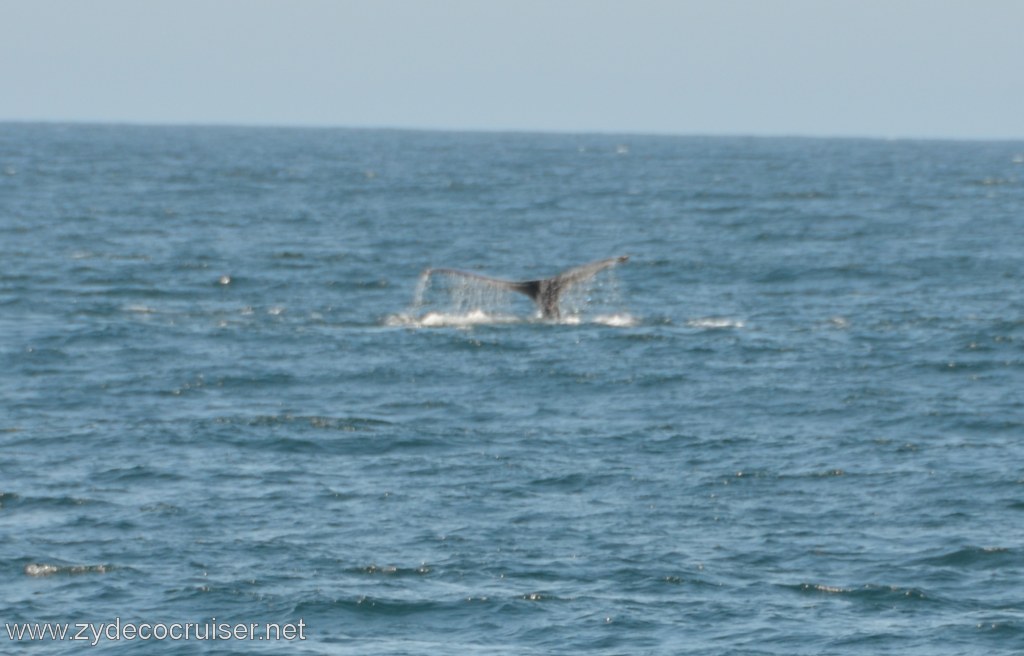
[2,117,1023,145]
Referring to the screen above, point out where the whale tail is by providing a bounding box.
[424,256,628,320]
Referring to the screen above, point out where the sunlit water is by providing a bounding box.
[1,124,1023,654]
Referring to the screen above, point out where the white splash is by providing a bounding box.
[387,310,638,329]
[592,313,638,327]
[828,316,850,329]
[687,317,745,329]
[386,309,519,328]
[24,563,110,577]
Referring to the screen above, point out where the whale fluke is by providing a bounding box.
[424,256,628,320]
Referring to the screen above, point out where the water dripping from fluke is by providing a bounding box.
[387,256,635,328]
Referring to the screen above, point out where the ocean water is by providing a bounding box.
[1,123,1023,654]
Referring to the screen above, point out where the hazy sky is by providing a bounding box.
[2,0,1022,139]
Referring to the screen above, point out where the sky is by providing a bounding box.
[2,0,1022,140]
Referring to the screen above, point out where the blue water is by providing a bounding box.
[2,124,1023,654]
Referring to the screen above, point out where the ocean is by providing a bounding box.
[1,123,1022,654]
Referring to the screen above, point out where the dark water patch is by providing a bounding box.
[205,417,397,448]
[0,490,19,508]
[139,501,186,516]
[2,494,104,511]
[93,465,184,485]
[526,472,620,493]
[915,546,1020,570]
[196,415,445,458]
[295,595,454,618]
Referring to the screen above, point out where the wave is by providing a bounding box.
[914,545,1017,569]
[789,582,932,603]
[220,414,394,431]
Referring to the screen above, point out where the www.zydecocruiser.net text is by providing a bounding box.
[6,618,307,646]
